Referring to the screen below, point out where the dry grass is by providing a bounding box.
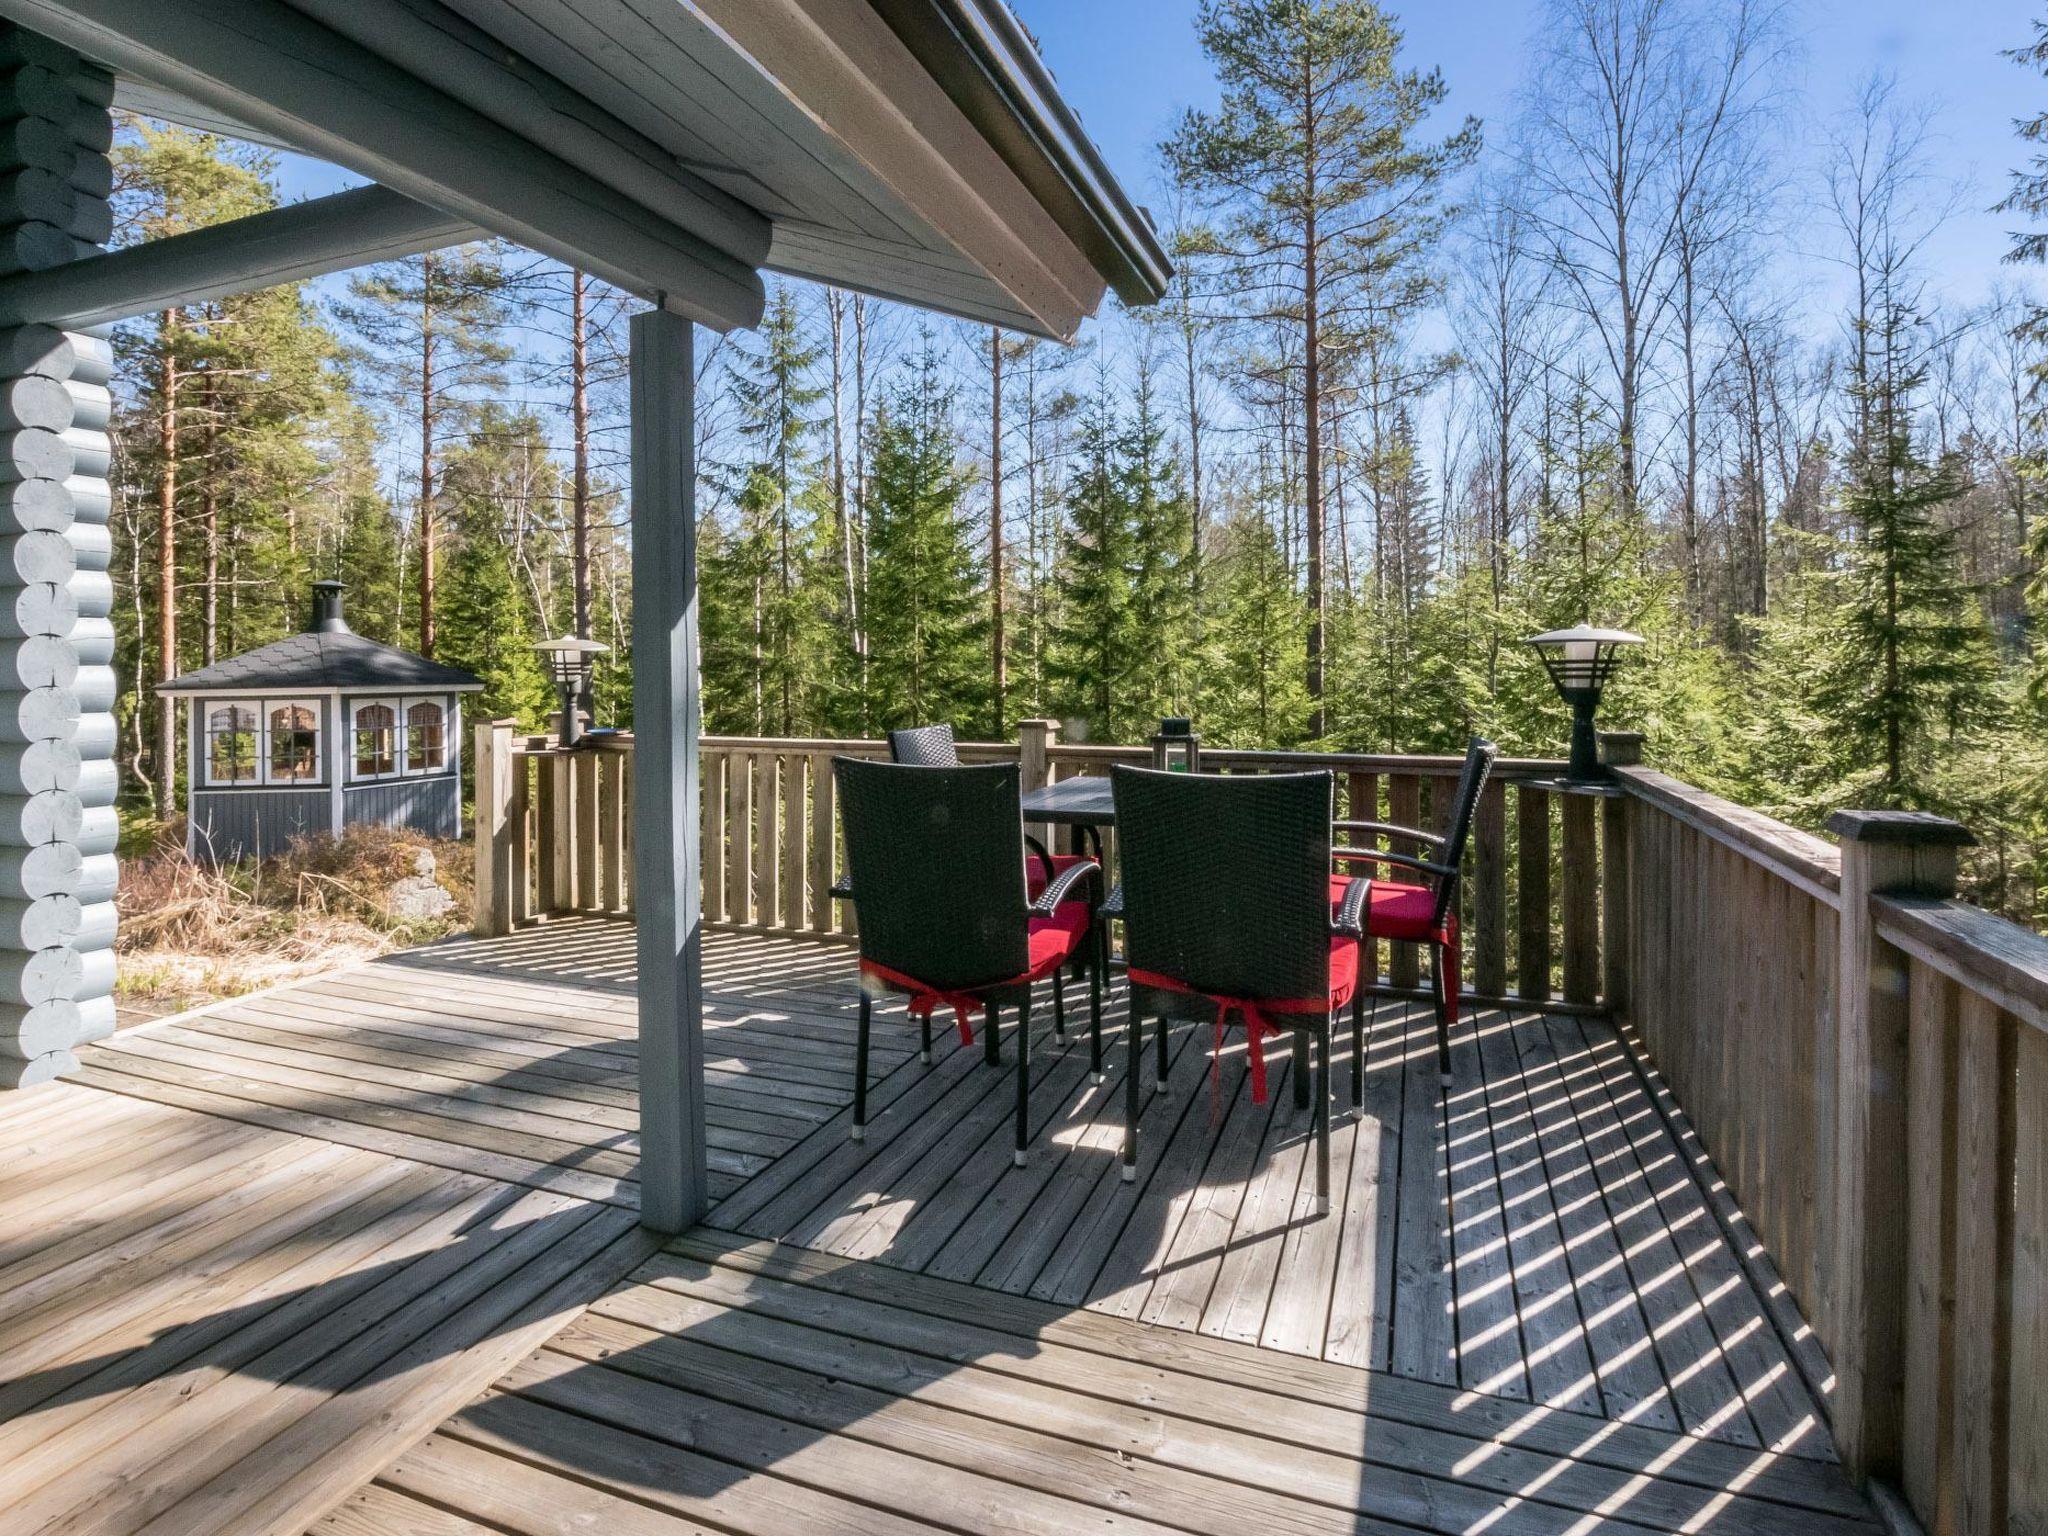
[115,824,473,1013]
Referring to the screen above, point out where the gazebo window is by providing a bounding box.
[205,704,258,785]
[353,702,398,778]
[405,698,447,773]
[267,703,320,782]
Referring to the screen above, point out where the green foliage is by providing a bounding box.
[861,335,988,733]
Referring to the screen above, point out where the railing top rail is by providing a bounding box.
[1614,765,1842,905]
[1197,747,1568,778]
[1874,892,2048,1034]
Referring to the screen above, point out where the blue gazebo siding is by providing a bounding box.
[188,786,332,862]
[343,775,460,840]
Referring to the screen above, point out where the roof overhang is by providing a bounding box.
[3,0,1168,338]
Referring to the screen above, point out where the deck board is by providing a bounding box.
[0,917,1869,1533]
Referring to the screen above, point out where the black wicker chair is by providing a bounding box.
[886,721,1098,1023]
[1334,736,1497,1086]
[1105,766,1366,1216]
[833,757,1103,1165]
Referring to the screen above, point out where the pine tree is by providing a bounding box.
[1204,509,1310,745]
[337,245,513,655]
[862,334,988,731]
[1164,0,1478,735]
[1123,364,1195,726]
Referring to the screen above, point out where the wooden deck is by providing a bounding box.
[0,918,1879,1534]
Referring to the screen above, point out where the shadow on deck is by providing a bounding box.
[0,917,1880,1534]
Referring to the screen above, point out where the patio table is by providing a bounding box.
[1020,775,1113,862]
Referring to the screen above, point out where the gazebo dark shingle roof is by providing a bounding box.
[159,629,481,694]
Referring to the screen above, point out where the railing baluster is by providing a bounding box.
[2014,1023,2048,1533]
[1386,773,1421,990]
[602,751,628,912]
[509,749,531,927]
[1902,959,1958,1526]
[701,749,726,925]
[1472,779,1506,997]
[781,752,807,934]
[1950,992,2016,1535]
[1560,792,1598,1005]
[753,752,778,930]
[808,751,834,936]
[574,749,600,912]
[1517,785,1551,1002]
[723,749,750,926]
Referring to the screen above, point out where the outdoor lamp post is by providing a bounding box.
[535,635,609,748]
[1150,716,1202,773]
[1526,625,1643,783]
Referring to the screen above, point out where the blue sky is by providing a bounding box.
[1013,0,2044,310]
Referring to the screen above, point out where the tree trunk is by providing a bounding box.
[988,326,1005,735]
[570,268,592,642]
[156,309,179,817]
[417,258,438,656]
[201,366,219,665]
[1301,127,1325,738]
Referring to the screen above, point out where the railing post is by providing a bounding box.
[471,718,516,937]
[1826,808,1974,1486]
[1019,718,1057,849]
[1598,731,1643,1014]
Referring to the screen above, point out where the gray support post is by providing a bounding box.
[0,25,115,1088]
[629,307,704,1232]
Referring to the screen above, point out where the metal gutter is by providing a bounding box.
[865,0,1173,308]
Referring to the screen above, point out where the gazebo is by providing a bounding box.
[157,581,482,861]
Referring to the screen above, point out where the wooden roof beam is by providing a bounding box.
[0,183,481,328]
[1,0,767,330]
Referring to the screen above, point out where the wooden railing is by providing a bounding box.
[472,717,1608,1011]
[1613,766,2048,1532]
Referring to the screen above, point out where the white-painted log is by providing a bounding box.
[0,891,76,947]
[0,477,70,531]
[0,527,74,583]
[0,941,82,1003]
[6,0,767,329]
[63,326,108,384]
[0,997,78,1056]
[0,736,76,794]
[70,660,112,711]
[74,752,112,806]
[68,612,108,664]
[0,788,82,845]
[73,940,111,996]
[60,378,104,428]
[0,581,74,638]
[0,220,77,274]
[0,839,76,898]
[67,152,109,202]
[59,424,104,477]
[75,850,111,902]
[0,322,75,376]
[0,424,69,481]
[74,800,114,855]
[0,368,69,428]
[0,686,77,742]
[69,567,107,619]
[66,520,106,572]
[3,63,83,121]
[0,634,73,688]
[0,114,70,174]
[71,895,112,949]
[71,709,112,758]
[65,475,106,524]
[0,1047,78,1087]
[73,991,111,1042]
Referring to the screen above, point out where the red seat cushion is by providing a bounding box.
[1025,902,1091,979]
[1327,934,1361,1009]
[1332,874,1438,942]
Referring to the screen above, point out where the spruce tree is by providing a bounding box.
[861,334,988,731]
[1205,509,1310,746]
[1817,300,2002,806]
[1049,386,1139,738]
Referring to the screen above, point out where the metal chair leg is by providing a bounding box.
[919,1008,932,1066]
[1014,993,1031,1167]
[1052,969,1068,1044]
[1434,943,1453,1086]
[985,1000,1002,1068]
[1314,1021,1331,1215]
[1122,1002,1140,1180]
[1350,988,1365,1111]
[1088,922,1105,1084]
[1292,1025,1311,1111]
[852,992,871,1142]
[1154,1013,1171,1094]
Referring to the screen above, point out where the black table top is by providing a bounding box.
[1019,775,1115,825]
